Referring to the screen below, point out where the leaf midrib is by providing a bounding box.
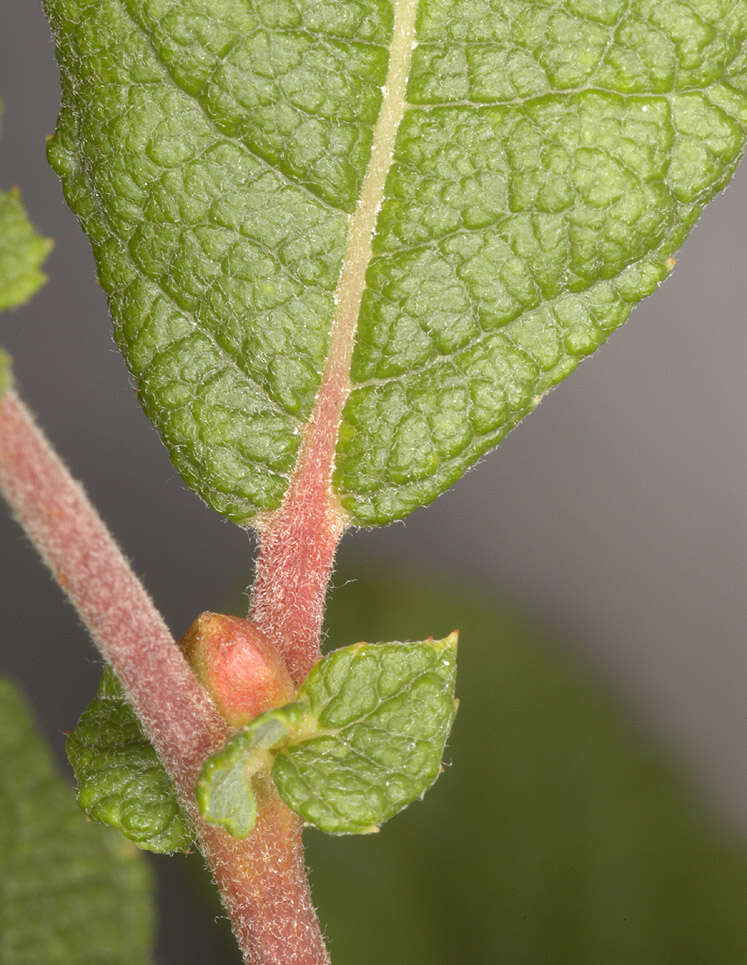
[260,0,420,524]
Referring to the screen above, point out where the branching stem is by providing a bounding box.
[0,388,329,965]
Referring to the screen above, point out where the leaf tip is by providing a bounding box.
[430,630,459,656]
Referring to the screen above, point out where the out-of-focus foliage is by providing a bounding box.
[0,187,51,315]
[0,101,53,393]
[0,677,155,964]
[304,557,747,964]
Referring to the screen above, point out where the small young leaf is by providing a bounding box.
[197,752,259,840]
[0,187,52,313]
[42,0,746,525]
[275,635,459,834]
[0,676,155,963]
[197,635,459,836]
[196,701,309,838]
[67,667,193,854]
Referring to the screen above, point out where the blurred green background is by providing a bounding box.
[171,553,747,963]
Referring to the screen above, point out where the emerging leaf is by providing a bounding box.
[180,611,295,727]
[198,635,458,836]
[0,676,154,963]
[197,701,308,838]
[42,0,746,524]
[67,667,193,854]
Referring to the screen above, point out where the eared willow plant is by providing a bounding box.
[0,0,745,962]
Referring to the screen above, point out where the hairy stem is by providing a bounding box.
[0,388,328,965]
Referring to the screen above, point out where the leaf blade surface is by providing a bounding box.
[274,634,459,833]
[66,667,193,854]
[42,0,747,524]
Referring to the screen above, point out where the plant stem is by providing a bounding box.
[0,388,328,965]
[0,388,227,770]
[249,437,346,686]
[248,247,352,686]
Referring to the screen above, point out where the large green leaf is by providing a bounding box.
[43,0,746,524]
[0,677,154,964]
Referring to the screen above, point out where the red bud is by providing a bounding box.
[179,613,295,727]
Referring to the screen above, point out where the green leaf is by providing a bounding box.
[0,676,155,964]
[0,187,52,314]
[275,634,459,833]
[67,667,193,854]
[196,750,259,840]
[43,0,746,524]
[0,103,52,393]
[196,702,307,838]
[197,635,458,836]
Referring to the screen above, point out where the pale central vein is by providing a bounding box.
[322,0,419,441]
[261,0,418,527]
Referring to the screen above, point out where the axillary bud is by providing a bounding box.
[179,613,295,728]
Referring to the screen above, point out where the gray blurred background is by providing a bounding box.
[1,2,745,961]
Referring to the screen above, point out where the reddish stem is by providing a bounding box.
[248,256,352,688]
[249,360,348,684]
[0,389,328,965]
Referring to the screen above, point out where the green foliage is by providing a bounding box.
[273,635,458,833]
[196,702,307,838]
[308,558,747,964]
[66,667,193,854]
[0,676,155,964]
[72,638,457,845]
[0,105,53,393]
[198,637,458,836]
[42,0,747,525]
[0,187,52,315]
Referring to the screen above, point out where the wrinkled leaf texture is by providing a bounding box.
[196,636,458,836]
[43,0,746,524]
[66,667,193,854]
